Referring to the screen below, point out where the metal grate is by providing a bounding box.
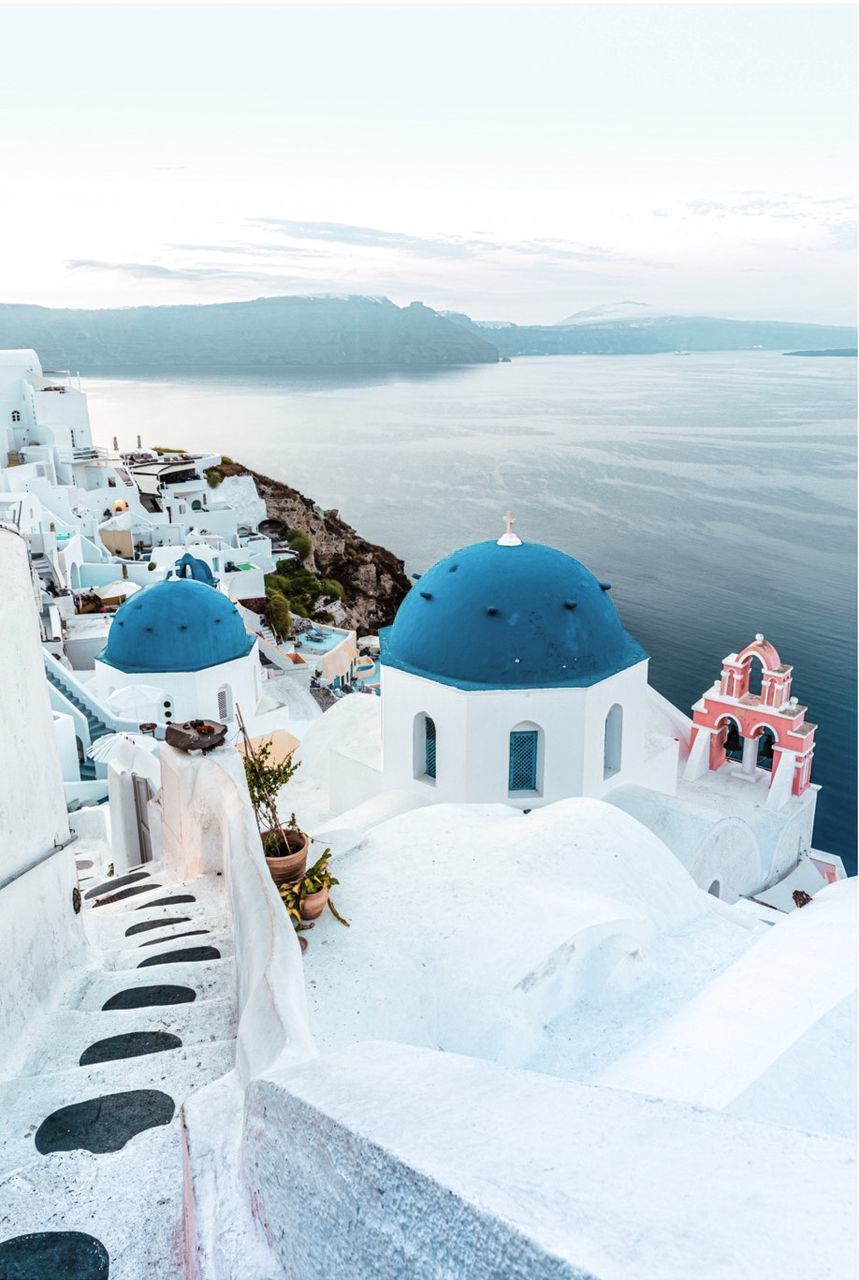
[509,730,537,792]
[425,716,437,779]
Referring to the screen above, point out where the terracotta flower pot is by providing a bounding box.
[300,887,329,921]
[263,827,308,886]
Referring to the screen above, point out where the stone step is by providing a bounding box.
[17,997,237,1079]
[70,958,235,1014]
[0,1040,236,1180]
[0,1118,189,1280]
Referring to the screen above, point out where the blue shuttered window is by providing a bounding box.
[509,729,538,792]
[424,717,437,779]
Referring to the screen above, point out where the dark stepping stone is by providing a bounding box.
[0,1231,109,1279]
[102,985,196,1010]
[77,858,94,869]
[139,946,220,968]
[84,870,149,900]
[93,883,162,906]
[125,916,191,937]
[139,930,209,948]
[35,1089,175,1155]
[136,894,195,910]
[79,1031,182,1066]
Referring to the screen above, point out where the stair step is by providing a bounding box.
[18,998,237,1077]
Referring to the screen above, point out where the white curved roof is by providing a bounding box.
[300,795,745,1070]
[0,348,42,376]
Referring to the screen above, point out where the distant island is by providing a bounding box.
[784,348,857,358]
[0,294,854,372]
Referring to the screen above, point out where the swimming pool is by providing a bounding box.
[293,624,350,656]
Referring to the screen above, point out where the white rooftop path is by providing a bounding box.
[300,796,758,1070]
[599,876,857,1111]
[0,856,238,1279]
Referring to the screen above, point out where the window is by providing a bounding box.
[509,728,538,792]
[192,499,202,511]
[414,713,437,782]
[11,410,20,422]
[217,685,234,722]
[603,704,623,780]
[424,716,437,779]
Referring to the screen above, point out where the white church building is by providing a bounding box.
[379,518,675,805]
[315,518,843,906]
[91,573,262,729]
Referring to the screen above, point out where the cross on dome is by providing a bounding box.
[497,511,523,547]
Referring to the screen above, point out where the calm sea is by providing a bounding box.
[85,352,857,870]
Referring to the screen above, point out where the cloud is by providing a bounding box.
[257,218,616,264]
[825,221,857,252]
[258,218,474,259]
[685,193,855,222]
[65,258,312,287]
[170,241,328,258]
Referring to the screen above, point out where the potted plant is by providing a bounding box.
[279,849,349,929]
[239,719,307,886]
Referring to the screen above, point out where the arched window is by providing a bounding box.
[509,722,541,794]
[756,726,777,772]
[718,716,744,764]
[11,410,20,422]
[217,685,234,723]
[413,713,436,783]
[603,704,623,780]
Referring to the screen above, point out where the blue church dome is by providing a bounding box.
[381,538,647,690]
[99,578,254,674]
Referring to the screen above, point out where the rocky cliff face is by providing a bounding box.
[223,462,411,634]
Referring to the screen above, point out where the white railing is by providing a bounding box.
[42,652,138,734]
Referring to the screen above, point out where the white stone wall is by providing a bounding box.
[380,660,656,808]
[92,646,260,726]
[0,527,70,873]
[0,524,84,1068]
[243,1039,854,1280]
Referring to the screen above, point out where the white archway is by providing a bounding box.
[603,704,623,780]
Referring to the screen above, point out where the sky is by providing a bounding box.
[0,3,855,325]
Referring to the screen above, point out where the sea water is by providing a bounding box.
[85,352,857,869]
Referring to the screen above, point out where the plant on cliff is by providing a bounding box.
[266,589,292,641]
[321,577,345,601]
[288,530,312,561]
[204,466,224,488]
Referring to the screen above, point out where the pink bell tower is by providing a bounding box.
[689,634,816,799]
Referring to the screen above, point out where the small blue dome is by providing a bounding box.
[99,579,253,674]
[381,539,647,690]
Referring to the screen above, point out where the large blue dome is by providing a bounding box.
[381,539,647,690]
[99,578,254,674]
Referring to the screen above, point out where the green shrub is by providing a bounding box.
[151,445,187,455]
[266,592,292,641]
[288,530,312,561]
[321,578,345,601]
[204,467,224,488]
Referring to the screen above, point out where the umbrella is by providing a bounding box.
[93,580,141,600]
[87,732,160,763]
[103,683,167,720]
